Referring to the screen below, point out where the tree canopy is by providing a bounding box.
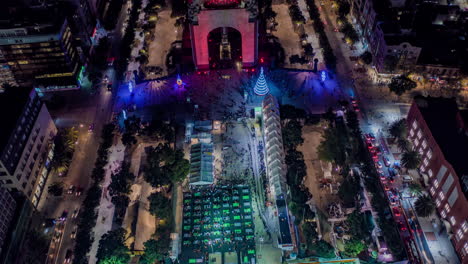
[148,191,172,219]
[344,239,366,257]
[139,238,170,264]
[144,144,189,187]
[414,195,435,217]
[388,119,407,139]
[310,240,336,258]
[96,228,130,264]
[282,119,304,149]
[401,150,421,170]
[388,75,417,96]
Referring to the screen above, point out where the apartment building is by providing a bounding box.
[0,188,15,255]
[350,0,465,79]
[0,6,82,91]
[407,96,468,262]
[0,87,57,207]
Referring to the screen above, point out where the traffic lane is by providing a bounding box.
[53,198,81,264]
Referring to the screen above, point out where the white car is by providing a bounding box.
[67,185,74,195]
[72,208,79,218]
[70,226,77,239]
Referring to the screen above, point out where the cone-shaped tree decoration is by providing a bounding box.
[253,67,269,96]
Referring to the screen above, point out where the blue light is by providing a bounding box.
[321,71,327,82]
[122,110,127,120]
[128,82,133,93]
[253,67,269,96]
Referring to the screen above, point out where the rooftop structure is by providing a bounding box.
[407,96,468,262]
[189,143,214,185]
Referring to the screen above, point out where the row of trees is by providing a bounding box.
[388,75,417,96]
[73,124,116,264]
[304,0,337,70]
[109,162,136,224]
[116,0,143,79]
[51,127,79,176]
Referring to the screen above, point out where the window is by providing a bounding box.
[464,243,468,255]
[417,130,422,139]
[442,174,454,194]
[436,198,441,207]
[439,192,445,200]
[450,216,456,226]
[410,129,414,137]
[428,169,433,177]
[441,209,447,218]
[427,149,432,159]
[444,203,450,213]
[448,188,459,207]
[434,179,439,188]
[456,229,463,241]
[423,158,429,166]
[462,221,467,233]
[436,165,447,182]
[412,120,418,129]
[414,138,420,147]
[430,187,435,195]
[422,140,427,149]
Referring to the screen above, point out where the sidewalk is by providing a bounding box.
[88,141,125,264]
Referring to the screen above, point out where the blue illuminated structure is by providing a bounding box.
[122,109,127,120]
[321,71,327,82]
[128,81,133,93]
[253,67,269,96]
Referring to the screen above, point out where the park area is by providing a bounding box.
[181,185,256,264]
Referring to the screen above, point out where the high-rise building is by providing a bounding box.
[407,96,468,262]
[0,4,83,92]
[0,87,57,207]
[0,188,15,255]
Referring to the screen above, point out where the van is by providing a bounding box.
[402,175,412,182]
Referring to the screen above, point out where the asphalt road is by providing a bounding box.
[42,3,129,263]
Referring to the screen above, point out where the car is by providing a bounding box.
[388,167,397,177]
[67,185,75,195]
[399,221,407,231]
[389,196,398,206]
[352,104,360,112]
[368,133,376,141]
[64,249,73,263]
[75,187,82,196]
[107,83,112,91]
[384,184,390,191]
[372,156,379,162]
[103,75,109,83]
[383,156,391,167]
[375,161,383,169]
[392,207,401,217]
[367,142,373,150]
[88,123,94,132]
[72,208,79,218]
[70,226,77,239]
[59,210,68,221]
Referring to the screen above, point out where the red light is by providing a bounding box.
[251,69,255,72]
[260,58,264,63]
[197,71,201,75]
[239,56,242,59]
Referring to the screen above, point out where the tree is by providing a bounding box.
[388,119,407,139]
[360,51,372,65]
[48,182,64,196]
[401,150,421,170]
[397,138,410,152]
[18,229,49,264]
[317,122,348,166]
[139,238,169,264]
[310,240,336,258]
[337,0,350,17]
[280,104,306,121]
[144,144,189,186]
[408,182,423,197]
[388,75,417,96]
[282,119,304,149]
[414,195,436,217]
[346,210,371,241]
[345,110,361,135]
[96,228,130,264]
[338,174,360,208]
[148,192,172,220]
[108,162,135,197]
[344,239,366,257]
[121,132,137,147]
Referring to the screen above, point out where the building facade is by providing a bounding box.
[407,96,468,263]
[0,188,15,255]
[0,18,82,91]
[0,88,57,207]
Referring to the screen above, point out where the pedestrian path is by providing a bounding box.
[88,141,125,264]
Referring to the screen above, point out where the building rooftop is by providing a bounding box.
[0,87,33,151]
[414,96,468,196]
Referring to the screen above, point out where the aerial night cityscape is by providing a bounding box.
[0,0,468,264]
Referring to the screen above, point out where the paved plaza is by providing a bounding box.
[181,185,256,264]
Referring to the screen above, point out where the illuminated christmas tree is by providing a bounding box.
[253,67,269,96]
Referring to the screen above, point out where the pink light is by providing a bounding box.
[92,27,97,38]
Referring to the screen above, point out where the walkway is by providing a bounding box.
[88,140,125,264]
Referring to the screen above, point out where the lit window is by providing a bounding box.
[430,187,435,195]
[441,209,447,218]
[439,192,445,200]
[422,140,427,149]
[420,165,426,172]
[434,179,439,188]
[415,138,420,147]
[436,198,441,207]
[412,120,418,129]
[427,150,432,159]
[417,130,422,139]
[428,169,433,177]
[424,158,429,166]
[456,229,463,241]
[450,216,456,226]
[464,243,468,255]
[444,203,450,213]
[462,221,467,233]
[410,129,414,137]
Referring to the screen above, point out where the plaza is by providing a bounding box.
[180,185,256,264]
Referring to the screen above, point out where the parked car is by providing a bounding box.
[70,226,77,239]
[72,208,79,218]
[399,221,407,231]
[59,210,68,221]
[392,207,401,217]
[375,161,383,169]
[67,185,75,195]
[383,156,391,167]
[64,249,73,263]
[75,187,82,196]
